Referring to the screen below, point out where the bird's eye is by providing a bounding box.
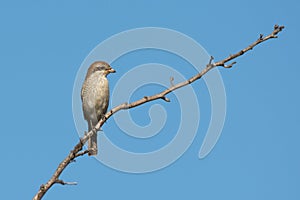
[97,66,106,71]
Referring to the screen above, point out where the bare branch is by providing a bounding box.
[214,24,284,68]
[33,25,284,200]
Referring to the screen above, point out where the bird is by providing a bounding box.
[81,61,116,156]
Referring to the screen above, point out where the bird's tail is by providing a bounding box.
[88,123,98,156]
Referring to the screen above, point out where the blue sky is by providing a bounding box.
[0,0,299,199]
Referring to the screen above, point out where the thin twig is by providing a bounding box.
[55,179,77,185]
[33,24,284,200]
[170,77,175,87]
[75,150,89,158]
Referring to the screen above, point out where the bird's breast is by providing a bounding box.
[81,74,110,121]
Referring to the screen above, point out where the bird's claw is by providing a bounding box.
[88,148,98,156]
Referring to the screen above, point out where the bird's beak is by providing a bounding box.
[109,68,116,73]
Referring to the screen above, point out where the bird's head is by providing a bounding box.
[86,61,116,78]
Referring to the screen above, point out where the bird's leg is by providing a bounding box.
[101,114,107,121]
[88,120,93,132]
[98,114,107,131]
[88,120,98,135]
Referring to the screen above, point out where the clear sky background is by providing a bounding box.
[0,0,299,199]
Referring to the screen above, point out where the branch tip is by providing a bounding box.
[209,56,214,63]
[161,96,170,102]
[207,56,214,67]
[273,24,285,35]
[170,77,174,86]
[224,61,237,68]
[206,56,215,68]
[55,179,78,186]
